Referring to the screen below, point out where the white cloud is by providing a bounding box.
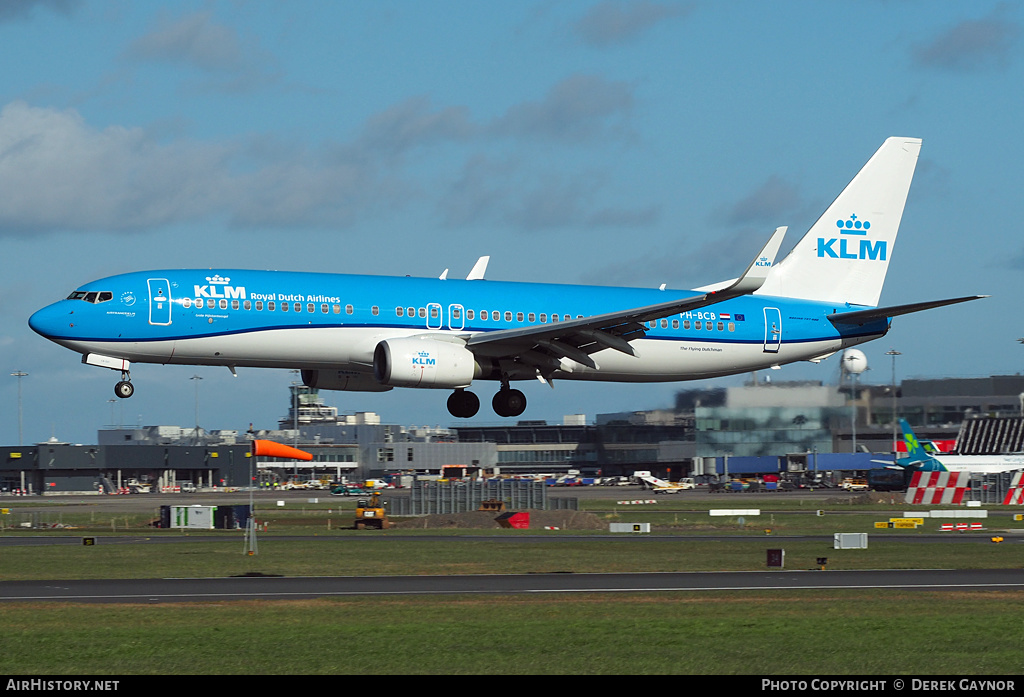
[0,75,649,236]
[913,6,1021,71]
[0,0,79,23]
[124,11,246,72]
[575,0,692,47]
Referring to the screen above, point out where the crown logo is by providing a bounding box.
[836,214,870,235]
[206,275,231,284]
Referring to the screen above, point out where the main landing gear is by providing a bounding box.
[114,371,134,399]
[447,384,527,419]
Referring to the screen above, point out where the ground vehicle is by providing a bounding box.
[354,491,390,530]
[840,478,869,491]
[331,485,364,497]
[633,471,695,493]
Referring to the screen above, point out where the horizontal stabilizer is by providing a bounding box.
[827,295,987,327]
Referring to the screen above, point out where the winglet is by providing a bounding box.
[713,226,786,297]
[466,256,490,281]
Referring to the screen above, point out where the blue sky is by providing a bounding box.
[3,0,1024,445]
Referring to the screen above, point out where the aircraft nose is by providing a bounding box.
[29,302,72,339]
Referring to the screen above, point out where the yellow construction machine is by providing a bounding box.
[354,491,390,530]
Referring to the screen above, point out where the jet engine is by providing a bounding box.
[373,337,480,389]
[301,369,393,392]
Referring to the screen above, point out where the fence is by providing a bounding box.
[388,480,577,516]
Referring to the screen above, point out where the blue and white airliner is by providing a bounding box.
[29,137,984,419]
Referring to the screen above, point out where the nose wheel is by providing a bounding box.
[114,373,134,399]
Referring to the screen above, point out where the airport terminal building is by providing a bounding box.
[5,376,1024,494]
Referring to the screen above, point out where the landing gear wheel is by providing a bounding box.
[114,380,134,399]
[447,389,480,418]
[492,388,526,418]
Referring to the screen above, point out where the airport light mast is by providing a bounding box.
[10,371,27,446]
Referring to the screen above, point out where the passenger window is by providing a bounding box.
[182,298,192,309]
[672,319,679,329]
[728,322,735,332]
[307,303,314,313]
[452,308,461,319]
[661,319,668,328]
[396,307,404,317]
[372,306,380,316]
[294,303,302,312]
[333,305,341,314]
[219,299,228,310]
[418,307,426,318]
[540,313,547,323]
[706,322,713,331]
[516,312,524,322]
[231,300,239,310]
[428,306,436,318]
[466,310,474,320]
[321,304,328,314]
[683,320,690,330]
[256,301,263,311]
[695,321,701,330]
[269,301,276,311]
[504,311,512,322]
[717,322,724,331]
[346,305,354,315]
[528,313,536,322]
[244,300,251,311]
[282,302,289,312]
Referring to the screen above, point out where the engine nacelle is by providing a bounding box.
[301,369,393,392]
[373,337,480,389]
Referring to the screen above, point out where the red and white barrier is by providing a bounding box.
[1002,472,1024,505]
[939,522,984,531]
[905,471,970,505]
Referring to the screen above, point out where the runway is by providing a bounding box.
[1,568,1022,603]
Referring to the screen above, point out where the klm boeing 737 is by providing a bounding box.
[895,419,1024,474]
[29,137,984,418]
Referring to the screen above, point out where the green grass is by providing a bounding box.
[1,591,1022,675]
[0,536,1018,581]
[3,495,1023,675]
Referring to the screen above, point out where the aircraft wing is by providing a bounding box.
[464,227,787,373]
[827,295,987,327]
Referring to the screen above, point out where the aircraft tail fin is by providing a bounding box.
[755,137,922,307]
[896,418,945,471]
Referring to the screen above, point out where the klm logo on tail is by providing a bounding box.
[817,215,887,261]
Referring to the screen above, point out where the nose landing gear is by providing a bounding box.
[114,371,134,399]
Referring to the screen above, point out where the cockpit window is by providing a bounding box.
[66,290,113,304]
